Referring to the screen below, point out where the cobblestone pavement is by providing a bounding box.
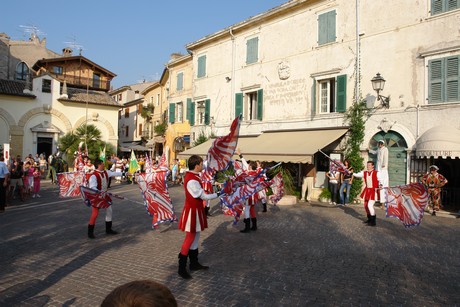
[0,180,459,307]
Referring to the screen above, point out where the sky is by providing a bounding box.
[2,0,287,89]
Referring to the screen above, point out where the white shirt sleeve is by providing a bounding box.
[107,170,123,178]
[241,158,249,171]
[353,171,364,178]
[89,175,98,190]
[187,179,217,200]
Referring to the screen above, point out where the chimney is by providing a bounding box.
[135,90,140,100]
[62,47,73,56]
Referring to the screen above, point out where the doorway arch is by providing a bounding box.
[369,131,408,186]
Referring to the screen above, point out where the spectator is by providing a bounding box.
[339,159,354,206]
[0,154,9,213]
[101,279,177,307]
[39,155,47,178]
[32,163,41,198]
[421,165,448,216]
[326,168,340,205]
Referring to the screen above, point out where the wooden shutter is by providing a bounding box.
[446,56,459,102]
[311,78,316,114]
[318,11,336,45]
[186,98,195,126]
[431,0,444,14]
[257,89,263,120]
[177,72,183,90]
[328,11,337,43]
[336,74,347,112]
[235,93,243,118]
[429,59,443,103]
[169,103,175,123]
[246,37,259,64]
[205,99,211,125]
[198,55,206,78]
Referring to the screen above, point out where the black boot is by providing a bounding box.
[178,253,192,279]
[363,214,371,224]
[88,224,95,239]
[367,215,376,227]
[189,249,209,271]
[262,203,267,212]
[204,206,211,217]
[105,221,119,235]
[250,217,257,231]
[240,218,251,233]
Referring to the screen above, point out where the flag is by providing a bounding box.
[157,152,169,170]
[206,115,241,172]
[268,173,285,205]
[385,183,429,228]
[57,171,86,197]
[144,154,153,174]
[80,186,112,209]
[99,145,106,163]
[129,150,139,174]
[137,171,177,228]
[318,150,351,175]
[74,141,85,172]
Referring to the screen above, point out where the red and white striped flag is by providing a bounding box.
[207,115,241,172]
[80,186,112,209]
[386,182,429,228]
[58,171,86,197]
[137,171,176,228]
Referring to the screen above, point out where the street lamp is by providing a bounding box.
[371,73,390,108]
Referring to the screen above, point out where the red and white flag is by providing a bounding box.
[207,115,241,172]
[80,186,112,209]
[137,171,176,228]
[386,182,429,228]
[58,171,86,197]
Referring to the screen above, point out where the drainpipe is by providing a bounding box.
[230,28,236,122]
[355,0,360,100]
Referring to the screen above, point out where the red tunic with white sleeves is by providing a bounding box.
[178,171,208,233]
[360,170,379,200]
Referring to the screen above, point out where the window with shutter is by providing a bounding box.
[205,99,211,125]
[429,56,459,103]
[177,72,183,91]
[315,74,347,113]
[431,0,459,15]
[187,98,195,126]
[169,103,175,123]
[318,10,336,45]
[197,55,206,78]
[246,37,259,65]
[235,93,243,118]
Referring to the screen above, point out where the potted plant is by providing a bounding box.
[318,188,331,203]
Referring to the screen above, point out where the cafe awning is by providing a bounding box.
[178,128,348,163]
[416,126,460,158]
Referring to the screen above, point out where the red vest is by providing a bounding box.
[92,170,108,191]
[184,171,203,210]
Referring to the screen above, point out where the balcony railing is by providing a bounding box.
[48,73,111,91]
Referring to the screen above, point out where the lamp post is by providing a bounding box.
[371,73,390,108]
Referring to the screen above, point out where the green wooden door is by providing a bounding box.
[369,131,408,186]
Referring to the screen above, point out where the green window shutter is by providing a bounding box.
[429,58,443,103]
[235,93,243,118]
[318,13,328,45]
[431,0,443,15]
[246,37,259,64]
[336,74,347,112]
[177,72,183,91]
[318,11,336,45]
[169,103,175,123]
[311,78,316,114]
[187,98,195,126]
[446,56,459,102]
[204,99,211,125]
[448,0,460,11]
[197,55,206,78]
[257,89,263,120]
[328,11,337,43]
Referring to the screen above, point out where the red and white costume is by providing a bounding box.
[179,170,217,255]
[88,169,122,225]
[354,169,381,216]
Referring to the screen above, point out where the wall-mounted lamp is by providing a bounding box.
[225,76,231,82]
[371,73,390,108]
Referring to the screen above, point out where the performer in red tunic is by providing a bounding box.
[87,159,124,239]
[353,161,381,226]
[421,165,448,215]
[177,155,219,279]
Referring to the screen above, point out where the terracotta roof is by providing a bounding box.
[59,87,121,107]
[0,79,35,98]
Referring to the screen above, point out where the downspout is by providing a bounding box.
[355,0,360,100]
[230,28,236,121]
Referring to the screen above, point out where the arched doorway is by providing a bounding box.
[369,131,408,186]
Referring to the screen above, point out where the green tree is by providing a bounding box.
[343,99,367,202]
[154,122,168,136]
[193,130,209,147]
[58,124,115,166]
